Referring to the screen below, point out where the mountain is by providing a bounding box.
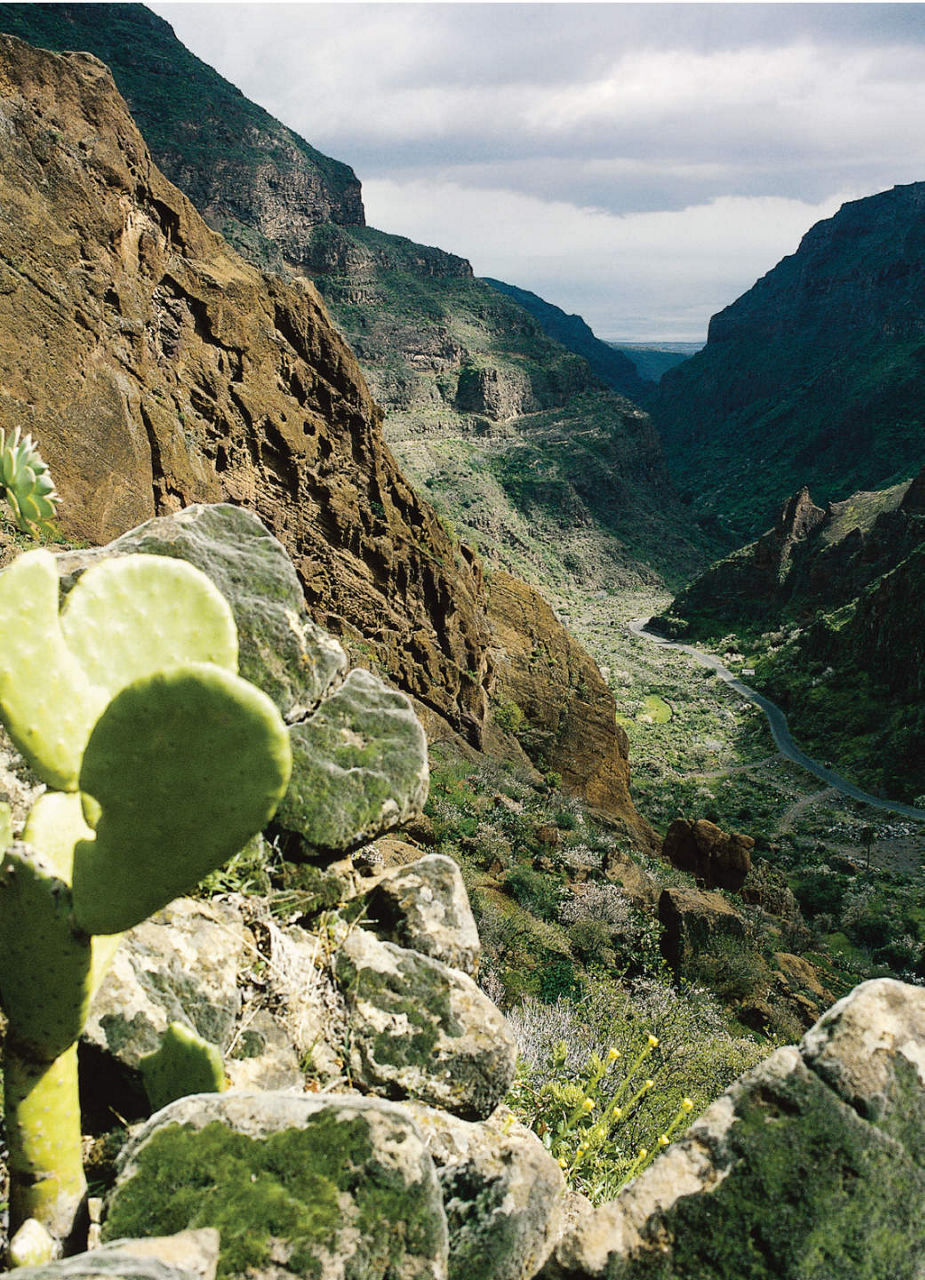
[651,184,925,538]
[656,469,925,801]
[610,343,701,384]
[0,3,710,595]
[0,29,658,841]
[480,278,653,402]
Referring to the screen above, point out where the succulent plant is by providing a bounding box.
[0,548,292,1250]
[0,427,59,535]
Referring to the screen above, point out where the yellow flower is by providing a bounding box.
[659,1134,669,1147]
[681,1097,695,1112]
[647,1034,659,1048]
[557,1157,568,1169]
[607,1047,621,1061]
[611,1105,623,1119]
[643,1079,654,1091]
[638,1147,648,1159]
[582,1097,595,1113]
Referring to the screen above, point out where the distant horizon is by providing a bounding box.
[150,3,925,341]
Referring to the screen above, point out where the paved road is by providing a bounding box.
[629,618,925,824]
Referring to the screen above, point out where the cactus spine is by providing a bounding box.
[0,547,292,1251]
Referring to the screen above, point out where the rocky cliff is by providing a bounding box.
[0,3,708,595]
[0,3,364,264]
[0,30,654,834]
[0,32,489,742]
[652,183,925,537]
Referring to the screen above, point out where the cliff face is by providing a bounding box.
[0,3,365,266]
[0,4,707,595]
[0,31,657,834]
[0,33,489,741]
[652,183,925,536]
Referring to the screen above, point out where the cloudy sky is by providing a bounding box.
[149,3,925,341]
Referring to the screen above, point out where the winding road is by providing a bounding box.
[628,619,925,824]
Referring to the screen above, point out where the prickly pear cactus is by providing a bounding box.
[0,427,59,535]
[140,1022,227,1113]
[0,545,292,1250]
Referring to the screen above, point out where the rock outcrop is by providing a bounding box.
[541,979,925,1279]
[487,572,657,846]
[661,818,753,891]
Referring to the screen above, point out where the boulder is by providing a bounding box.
[335,928,517,1119]
[57,504,349,724]
[404,1103,566,1280]
[84,898,248,1083]
[276,667,429,857]
[661,818,753,892]
[104,1092,449,1280]
[362,854,481,977]
[541,979,925,1279]
[657,886,746,973]
[7,1231,220,1280]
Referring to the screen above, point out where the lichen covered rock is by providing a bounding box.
[276,668,429,855]
[336,928,517,1120]
[541,980,925,1279]
[405,1103,566,1280]
[105,1092,449,1280]
[362,854,481,977]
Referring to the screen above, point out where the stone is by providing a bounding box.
[275,667,430,855]
[801,977,925,1155]
[85,898,248,1073]
[661,818,753,892]
[57,504,349,724]
[224,1009,303,1093]
[6,1231,220,1280]
[363,854,481,977]
[657,886,746,973]
[335,927,517,1120]
[404,1102,566,1280]
[541,982,925,1279]
[603,848,659,908]
[105,1092,449,1280]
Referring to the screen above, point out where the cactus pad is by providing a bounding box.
[0,551,240,792]
[72,665,292,935]
[0,427,59,535]
[0,801,11,853]
[140,1022,227,1112]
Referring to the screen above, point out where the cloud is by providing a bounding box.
[148,3,925,337]
[362,179,859,340]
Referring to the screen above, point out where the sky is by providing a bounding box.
[148,3,925,341]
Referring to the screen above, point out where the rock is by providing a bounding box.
[657,886,746,973]
[335,928,517,1119]
[7,1231,220,1280]
[362,854,481,977]
[661,818,753,892]
[104,1092,449,1280]
[57,504,349,724]
[275,667,429,855]
[224,1009,302,1093]
[85,898,248,1073]
[801,977,925,1153]
[404,1103,566,1280]
[486,573,657,848]
[541,980,925,1279]
[602,848,659,908]
[0,33,492,744]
